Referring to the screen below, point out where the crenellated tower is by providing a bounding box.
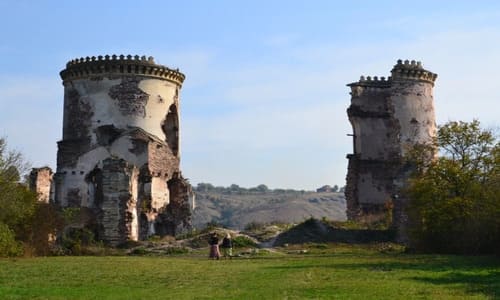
[345,59,437,239]
[52,55,193,245]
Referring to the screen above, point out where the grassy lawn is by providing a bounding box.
[0,245,499,299]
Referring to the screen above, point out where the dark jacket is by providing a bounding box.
[221,237,232,248]
[209,235,219,246]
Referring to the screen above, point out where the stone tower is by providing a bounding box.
[51,55,192,245]
[345,59,437,234]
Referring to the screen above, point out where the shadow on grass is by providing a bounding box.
[266,255,500,299]
[410,271,500,299]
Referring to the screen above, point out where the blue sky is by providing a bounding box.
[0,1,499,190]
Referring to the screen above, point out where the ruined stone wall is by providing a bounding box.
[99,158,136,245]
[345,60,437,235]
[45,55,193,244]
[29,167,54,203]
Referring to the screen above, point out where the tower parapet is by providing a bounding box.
[60,54,185,86]
[348,75,392,88]
[391,59,437,85]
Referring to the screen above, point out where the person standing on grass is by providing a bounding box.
[208,232,220,260]
[221,233,233,259]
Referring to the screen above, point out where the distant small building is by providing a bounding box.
[316,185,333,193]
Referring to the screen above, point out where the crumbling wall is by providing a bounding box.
[345,60,437,238]
[48,55,191,245]
[108,77,149,117]
[29,167,54,203]
[156,173,193,236]
[99,158,135,246]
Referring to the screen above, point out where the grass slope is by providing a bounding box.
[0,246,498,299]
[192,191,346,229]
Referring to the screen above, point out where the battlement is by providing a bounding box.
[347,75,392,88]
[391,59,437,85]
[347,59,437,87]
[60,55,185,85]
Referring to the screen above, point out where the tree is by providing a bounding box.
[256,184,269,193]
[0,138,63,256]
[195,182,214,192]
[0,138,38,256]
[407,120,499,254]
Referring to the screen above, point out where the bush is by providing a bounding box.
[130,247,148,255]
[232,236,257,248]
[407,120,500,254]
[0,222,22,257]
[61,227,97,255]
[244,221,266,232]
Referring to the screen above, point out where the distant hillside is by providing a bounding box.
[191,189,346,230]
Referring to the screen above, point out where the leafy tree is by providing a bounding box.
[256,184,269,193]
[407,120,499,254]
[332,185,339,192]
[0,137,64,256]
[0,222,22,257]
[0,138,37,256]
[195,182,214,192]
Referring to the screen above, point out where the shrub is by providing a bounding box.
[244,221,266,232]
[61,227,96,255]
[130,247,148,255]
[0,222,22,257]
[232,236,257,248]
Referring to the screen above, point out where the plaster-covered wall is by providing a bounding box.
[345,60,437,226]
[29,167,54,203]
[29,55,195,245]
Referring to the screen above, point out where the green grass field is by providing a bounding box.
[0,245,499,299]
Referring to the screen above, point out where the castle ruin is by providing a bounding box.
[30,55,194,245]
[345,59,437,237]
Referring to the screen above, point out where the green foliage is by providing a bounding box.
[194,182,316,195]
[232,236,257,248]
[0,137,40,256]
[0,222,22,257]
[24,203,64,256]
[129,247,147,255]
[0,138,29,181]
[408,120,500,254]
[60,227,97,255]
[244,221,266,231]
[256,184,269,193]
[204,220,223,231]
[195,182,215,192]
